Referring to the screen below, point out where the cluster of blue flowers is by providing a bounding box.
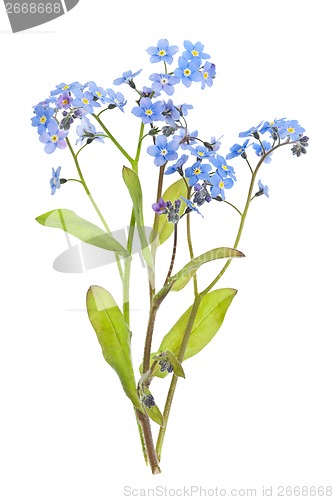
[31,39,308,200]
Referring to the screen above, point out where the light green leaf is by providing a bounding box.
[36,209,129,258]
[159,288,237,360]
[165,351,185,378]
[142,288,237,378]
[86,285,142,410]
[169,247,245,291]
[151,178,188,246]
[122,167,153,269]
[146,403,164,427]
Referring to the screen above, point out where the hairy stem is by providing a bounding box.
[163,223,178,286]
[136,409,161,474]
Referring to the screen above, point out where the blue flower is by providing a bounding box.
[185,144,215,160]
[105,88,127,112]
[174,57,202,87]
[239,121,263,138]
[177,129,198,149]
[226,139,250,159]
[113,69,142,86]
[50,82,81,96]
[56,92,73,110]
[31,105,55,134]
[180,196,204,218]
[165,154,189,175]
[132,97,165,124]
[185,161,211,186]
[50,166,61,195]
[149,73,180,96]
[178,103,193,117]
[210,173,234,200]
[76,116,104,146]
[162,99,181,128]
[146,39,179,64]
[211,155,237,180]
[182,40,210,61]
[278,120,305,141]
[253,141,272,164]
[87,81,108,103]
[39,121,68,154]
[72,90,100,114]
[147,135,179,166]
[200,62,216,89]
[259,118,286,135]
[256,180,269,198]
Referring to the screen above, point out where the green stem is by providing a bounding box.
[156,143,293,460]
[163,223,178,287]
[92,114,134,164]
[186,207,198,296]
[66,137,124,281]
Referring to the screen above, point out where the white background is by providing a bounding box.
[1,1,334,499]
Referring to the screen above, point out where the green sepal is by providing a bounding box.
[86,285,142,410]
[141,388,164,427]
[36,208,129,258]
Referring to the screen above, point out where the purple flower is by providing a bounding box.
[39,121,68,154]
[146,39,179,65]
[113,69,142,86]
[57,92,73,110]
[72,90,100,114]
[147,135,179,166]
[132,97,165,124]
[152,198,167,214]
[149,73,180,96]
[174,57,202,87]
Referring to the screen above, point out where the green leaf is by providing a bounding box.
[36,209,129,258]
[140,288,238,379]
[159,288,237,360]
[122,167,153,269]
[86,285,142,410]
[146,403,164,427]
[151,178,188,246]
[168,247,245,292]
[165,351,185,378]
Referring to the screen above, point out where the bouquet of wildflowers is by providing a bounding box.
[32,39,308,474]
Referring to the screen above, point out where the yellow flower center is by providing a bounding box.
[237,148,243,153]
[82,98,89,105]
[63,85,69,90]
[222,165,228,170]
[96,91,102,97]
[158,49,166,56]
[194,168,201,175]
[145,109,153,116]
[191,50,199,57]
[184,69,191,76]
[287,127,295,133]
[219,180,225,189]
[198,151,204,156]
[62,99,69,105]
[39,116,47,123]
[51,135,58,143]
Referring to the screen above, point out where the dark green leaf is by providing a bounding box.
[86,286,142,410]
[36,209,129,257]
